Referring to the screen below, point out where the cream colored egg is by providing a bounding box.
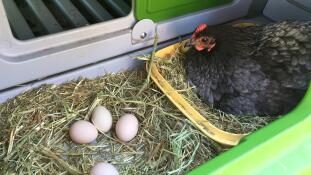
[69,120,98,144]
[115,114,139,142]
[90,163,119,175]
[92,106,113,133]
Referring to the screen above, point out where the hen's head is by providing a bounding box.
[190,24,216,52]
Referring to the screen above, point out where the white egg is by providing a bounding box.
[90,162,119,175]
[115,114,139,142]
[92,106,113,133]
[69,120,98,144]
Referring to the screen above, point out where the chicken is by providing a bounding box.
[183,21,311,116]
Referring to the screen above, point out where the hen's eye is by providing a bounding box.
[201,37,208,42]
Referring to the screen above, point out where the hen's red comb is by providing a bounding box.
[192,23,208,38]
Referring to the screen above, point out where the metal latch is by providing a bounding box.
[131,19,156,44]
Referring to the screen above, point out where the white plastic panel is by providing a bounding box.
[0,0,253,91]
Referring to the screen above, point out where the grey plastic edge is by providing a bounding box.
[263,0,311,21]
[0,40,177,103]
[0,0,253,91]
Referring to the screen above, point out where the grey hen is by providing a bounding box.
[184,21,311,116]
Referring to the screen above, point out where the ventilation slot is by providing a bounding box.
[3,0,132,40]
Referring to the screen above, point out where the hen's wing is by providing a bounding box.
[255,21,311,89]
[183,49,226,107]
[184,47,269,110]
[225,57,269,94]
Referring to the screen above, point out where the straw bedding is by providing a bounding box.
[0,43,275,174]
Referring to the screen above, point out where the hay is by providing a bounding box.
[0,70,222,175]
[0,41,276,174]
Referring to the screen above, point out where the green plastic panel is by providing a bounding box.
[188,83,311,175]
[135,0,234,22]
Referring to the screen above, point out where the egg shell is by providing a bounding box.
[115,114,139,142]
[90,163,119,175]
[92,106,113,133]
[69,120,98,144]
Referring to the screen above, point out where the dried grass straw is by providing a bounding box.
[0,41,275,175]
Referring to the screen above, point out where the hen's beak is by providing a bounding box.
[191,38,206,51]
[186,38,195,47]
[179,37,214,53]
[179,39,192,53]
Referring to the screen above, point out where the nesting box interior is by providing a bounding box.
[0,0,311,174]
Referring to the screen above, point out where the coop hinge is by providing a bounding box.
[131,19,156,44]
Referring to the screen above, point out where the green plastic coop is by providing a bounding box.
[0,0,311,174]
